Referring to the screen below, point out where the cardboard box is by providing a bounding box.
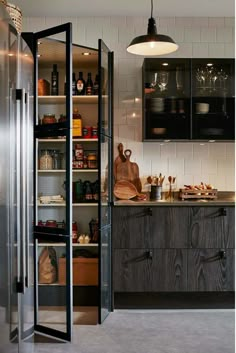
[58,257,98,286]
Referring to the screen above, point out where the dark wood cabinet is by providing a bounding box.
[114,249,187,292]
[143,58,235,141]
[189,207,235,249]
[187,249,235,291]
[113,206,235,295]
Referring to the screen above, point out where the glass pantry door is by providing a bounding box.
[98,39,113,323]
[33,23,72,342]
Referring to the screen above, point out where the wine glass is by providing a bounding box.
[150,72,158,88]
[157,71,169,92]
[176,66,184,92]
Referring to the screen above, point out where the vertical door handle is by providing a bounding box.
[16,88,26,293]
[25,92,30,288]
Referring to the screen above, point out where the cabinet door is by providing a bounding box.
[188,249,235,291]
[189,207,235,249]
[143,58,191,141]
[113,249,187,292]
[150,207,189,248]
[192,59,235,140]
[112,207,151,249]
[33,23,72,342]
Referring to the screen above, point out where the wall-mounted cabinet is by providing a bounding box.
[143,58,235,141]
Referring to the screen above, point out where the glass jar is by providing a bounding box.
[42,114,57,124]
[39,150,53,170]
[51,149,61,169]
[87,153,97,169]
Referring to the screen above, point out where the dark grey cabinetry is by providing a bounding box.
[188,207,235,292]
[113,206,235,294]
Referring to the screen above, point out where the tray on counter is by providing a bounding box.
[179,188,218,200]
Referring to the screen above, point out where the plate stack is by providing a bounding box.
[149,98,165,113]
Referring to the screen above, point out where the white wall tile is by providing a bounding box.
[143,143,161,159]
[216,27,233,43]
[151,159,168,176]
[118,124,135,141]
[45,17,62,27]
[193,43,209,57]
[184,28,201,42]
[102,25,119,44]
[175,17,193,26]
[217,159,235,175]
[173,43,193,57]
[159,17,175,27]
[200,28,216,42]
[226,143,235,159]
[201,159,217,174]
[168,158,184,175]
[209,143,226,159]
[192,17,209,27]
[184,159,201,174]
[110,17,127,26]
[209,17,225,27]
[94,17,110,26]
[160,143,176,159]
[224,43,235,57]
[224,17,235,27]
[166,27,184,42]
[176,143,193,159]
[28,17,46,31]
[193,143,209,159]
[226,174,235,191]
[208,43,225,57]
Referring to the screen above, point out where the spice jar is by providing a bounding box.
[72,109,82,137]
[39,150,53,170]
[72,221,78,243]
[91,126,98,138]
[87,153,97,169]
[83,126,92,138]
[75,144,83,160]
[42,114,57,124]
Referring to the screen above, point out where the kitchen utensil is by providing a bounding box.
[114,180,145,200]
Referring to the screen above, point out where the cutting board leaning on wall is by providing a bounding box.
[114,143,142,193]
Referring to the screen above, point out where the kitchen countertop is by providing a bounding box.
[113,191,235,206]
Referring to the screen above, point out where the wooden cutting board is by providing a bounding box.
[114,143,126,182]
[116,149,142,193]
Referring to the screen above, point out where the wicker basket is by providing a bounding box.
[6,2,22,33]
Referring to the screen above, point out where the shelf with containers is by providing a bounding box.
[33,24,113,330]
[143,58,235,141]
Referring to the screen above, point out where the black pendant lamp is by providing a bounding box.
[127,0,178,56]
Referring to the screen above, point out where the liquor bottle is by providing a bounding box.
[72,72,77,95]
[76,72,85,95]
[93,74,99,95]
[51,64,59,95]
[85,72,93,95]
[72,108,82,138]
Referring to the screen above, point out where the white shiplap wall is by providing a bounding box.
[22,16,235,191]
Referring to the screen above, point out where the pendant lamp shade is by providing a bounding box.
[127,4,178,56]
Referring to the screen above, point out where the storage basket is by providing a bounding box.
[58,257,98,286]
[6,2,22,33]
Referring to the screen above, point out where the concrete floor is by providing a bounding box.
[34,309,235,353]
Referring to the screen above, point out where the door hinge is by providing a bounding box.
[16,89,23,101]
[16,281,24,293]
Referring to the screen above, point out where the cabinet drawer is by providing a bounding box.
[187,249,235,292]
[150,207,189,248]
[189,207,235,249]
[113,207,151,248]
[113,249,187,292]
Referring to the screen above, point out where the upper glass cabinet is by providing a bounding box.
[192,59,235,140]
[143,58,191,140]
[142,58,235,141]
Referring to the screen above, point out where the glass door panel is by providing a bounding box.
[98,40,113,323]
[143,58,191,140]
[33,23,72,342]
[192,58,235,140]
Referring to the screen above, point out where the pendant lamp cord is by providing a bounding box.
[151,0,153,18]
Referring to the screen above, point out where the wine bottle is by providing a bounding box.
[76,72,85,95]
[72,72,77,95]
[93,74,99,95]
[51,64,59,95]
[85,72,93,95]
